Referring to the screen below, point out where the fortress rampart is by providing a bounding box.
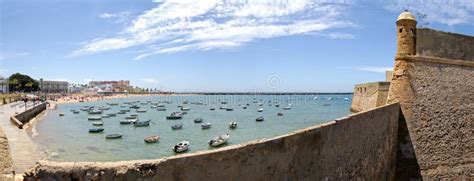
[350,82,390,113]
[24,103,400,180]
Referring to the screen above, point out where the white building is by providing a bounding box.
[0,75,9,93]
[40,80,69,93]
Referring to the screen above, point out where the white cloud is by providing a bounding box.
[71,0,355,59]
[99,11,131,24]
[384,0,474,26]
[0,52,30,60]
[354,66,393,73]
[141,78,160,84]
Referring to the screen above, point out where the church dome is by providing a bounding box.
[397,11,417,22]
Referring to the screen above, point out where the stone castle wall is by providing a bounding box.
[416,28,474,61]
[389,29,474,179]
[24,103,400,180]
[350,82,390,113]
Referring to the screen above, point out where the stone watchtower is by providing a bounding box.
[396,11,417,56]
[387,11,417,105]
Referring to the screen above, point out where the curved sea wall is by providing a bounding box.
[24,103,400,180]
[10,102,47,129]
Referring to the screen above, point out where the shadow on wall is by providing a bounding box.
[395,107,422,179]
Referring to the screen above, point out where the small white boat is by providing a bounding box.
[92,121,103,126]
[136,109,147,113]
[283,107,291,110]
[277,112,283,116]
[119,119,138,124]
[98,106,110,110]
[181,107,190,111]
[229,121,237,129]
[59,113,65,116]
[201,123,211,129]
[257,108,263,112]
[88,116,102,121]
[105,133,123,139]
[88,109,102,114]
[173,140,189,153]
[208,133,230,147]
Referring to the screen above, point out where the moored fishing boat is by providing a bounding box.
[88,109,102,114]
[98,106,110,110]
[229,121,237,129]
[89,128,104,133]
[105,133,123,139]
[166,112,183,120]
[59,113,65,116]
[256,116,264,122]
[136,109,147,113]
[208,133,230,147]
[125,115,137,119]
[134,119,151,127]
[194,118,203,123]
[257,108,263,112]
[181,107,190,111]
[119,119,138,124]
[201,123,211,129]
[92,121,103,126]
[144,135,160,143]
[172,140,189,153]
[88,116,102,121]
[171,123,183,130]
[277,112,283,116]
[156,108,166,111]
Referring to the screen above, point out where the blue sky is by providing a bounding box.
[1,0,473,92]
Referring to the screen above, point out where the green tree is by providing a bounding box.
[8,73,40,92]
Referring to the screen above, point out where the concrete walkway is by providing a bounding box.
[0,102,41,178]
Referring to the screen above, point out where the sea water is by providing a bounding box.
[32,95,351,161]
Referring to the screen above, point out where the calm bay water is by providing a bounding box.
[32,95,351,162]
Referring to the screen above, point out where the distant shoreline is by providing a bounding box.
[167,92,353,95]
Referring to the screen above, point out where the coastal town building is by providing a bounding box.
[89,80,132,93]
[39,80,69,93]
[0,75,9,93]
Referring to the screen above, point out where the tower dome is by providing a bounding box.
[397,11,417,22]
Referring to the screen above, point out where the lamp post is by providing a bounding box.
[22,97,28,112]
